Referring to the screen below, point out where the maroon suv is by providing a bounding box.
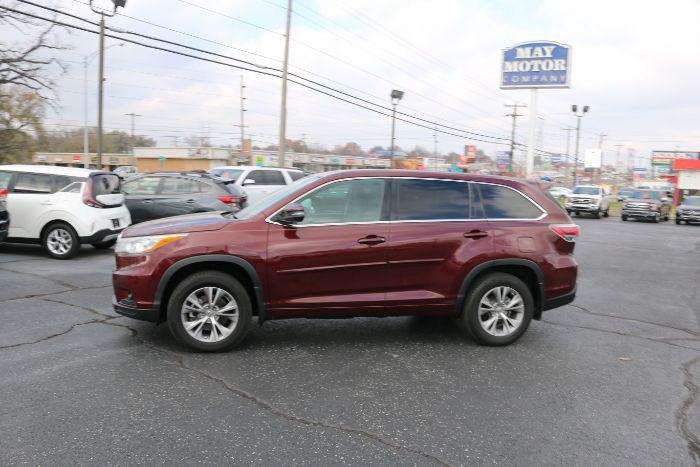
[113,170,578,351]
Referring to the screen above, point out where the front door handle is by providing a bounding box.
[464,230,488,239]
[142,199,153,204]
[40,201,53,206]
[357,235,386,245]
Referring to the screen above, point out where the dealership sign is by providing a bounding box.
[501,41,571,89]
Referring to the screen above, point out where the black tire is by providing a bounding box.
[91,239,116,249]
[603,209,610,218]
[462,273,534,346]
[42,222,80,259]
[565,209,572,215]
[663,214,669,222]
[652,216,659,223]
[621,214,628,221]
[592,210,601,219]
[574,211,580,217]
[675,218,682,225]
[167,271,252,352]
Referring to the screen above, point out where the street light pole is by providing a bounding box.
[124,112,141,157]
[389,89,404,169]
[571,105,589,186]
[277,0,292,168]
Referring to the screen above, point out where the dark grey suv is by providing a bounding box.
[122,172,247,224]
[676,196,700,225]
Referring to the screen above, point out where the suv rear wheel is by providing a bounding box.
[43,222,80,259]
[463,273,533,346]
[167,271,252,352]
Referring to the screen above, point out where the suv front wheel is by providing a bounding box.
[167,271,252,352]
[462,273,534,346]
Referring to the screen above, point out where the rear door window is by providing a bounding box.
[393,179,470,221]
[478,183,544,219]
[160,177,198,195]
[122,176,161,195]
[13,173,54,194]
[264,170,286,185]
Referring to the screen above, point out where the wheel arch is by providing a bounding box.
[455,259,545,320]
[155,255,266,324]
[40,219,78,242]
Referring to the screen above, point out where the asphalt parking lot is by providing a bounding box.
[0,218,698,466]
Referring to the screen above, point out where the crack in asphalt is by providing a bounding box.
[0,285,112,304]
[99,320,451,466]
[675,355,700,466]
[0,316,119,350]
[0,265,79,289]
[541,319,700,352]
[567,304,700,337]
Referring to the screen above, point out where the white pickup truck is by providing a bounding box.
[564,185,611,219]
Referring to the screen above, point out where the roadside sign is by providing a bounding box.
[501,41,571,89]
[158,155,166,162]
[584,149,602,169]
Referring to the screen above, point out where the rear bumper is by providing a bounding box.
[113,297,160,322]
[543,286,576,311]
[80,228,124,245]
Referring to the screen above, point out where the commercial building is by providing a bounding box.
[34,152,133,170]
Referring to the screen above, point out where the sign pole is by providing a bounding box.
[527,88,537,178]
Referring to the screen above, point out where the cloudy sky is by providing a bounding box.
[7,0,700,166]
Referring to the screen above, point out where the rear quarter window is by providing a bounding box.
[288,170,305,181]
[0,171,13,190]
[13,172,54,194]
[478,184,544,219]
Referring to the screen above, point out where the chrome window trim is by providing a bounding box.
[265,176,547,227]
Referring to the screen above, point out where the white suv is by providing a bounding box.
[0,165,131,259]
[209,166,305,205]
[565,185,611,219]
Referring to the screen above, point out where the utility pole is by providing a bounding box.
[124,112,141,157]
[596,132,607,184]
[433,124,438,171]
[561,126,574,183]
[88,0,127,169]
[615,144,623,169]
[233,75,249,164]
[96,14,105,169]
[505,103,525,176]
[571,105,590,185]
[277,0,293,168]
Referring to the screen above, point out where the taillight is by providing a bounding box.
[82,178,103,208]
[218,195,242,206]
[550,224,580,242]
[0,188,7,197]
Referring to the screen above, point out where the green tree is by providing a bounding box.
[0,86,44,163]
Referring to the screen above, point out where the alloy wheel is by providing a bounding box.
[477,286,525,337]
[46,228,73,256]
[181,287,239,343]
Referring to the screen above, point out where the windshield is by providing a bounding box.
[210,168,243,181]
[630,190,661,200]
[236,176,319,219]
[572,186,600,195]
[683,197,700,206]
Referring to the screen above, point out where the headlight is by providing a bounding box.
[115,234,188,254]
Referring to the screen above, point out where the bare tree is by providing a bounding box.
[0,2,67,100]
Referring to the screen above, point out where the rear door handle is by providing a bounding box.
[464,230,488,239]
[142,199,153,204]
[40,201,53,206]
[357,235,386,245]
[185,199,197,204]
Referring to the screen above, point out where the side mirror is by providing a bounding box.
[243,179,256,186]
[276,203,305,225]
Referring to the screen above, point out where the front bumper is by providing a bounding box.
[113,297,160,322]
[622,209,659,219]
[565,203,600,212]
[677,211,700,222]
[80,228,124,245]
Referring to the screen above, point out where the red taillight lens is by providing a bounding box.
[550,224,580,242]
[82,179,103,208]
[218,195,242,206]
[0,188,7,197]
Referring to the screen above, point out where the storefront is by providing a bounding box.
[673,158,700,202]
[34,153,133,170]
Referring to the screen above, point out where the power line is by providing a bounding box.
[5,4,511,146]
